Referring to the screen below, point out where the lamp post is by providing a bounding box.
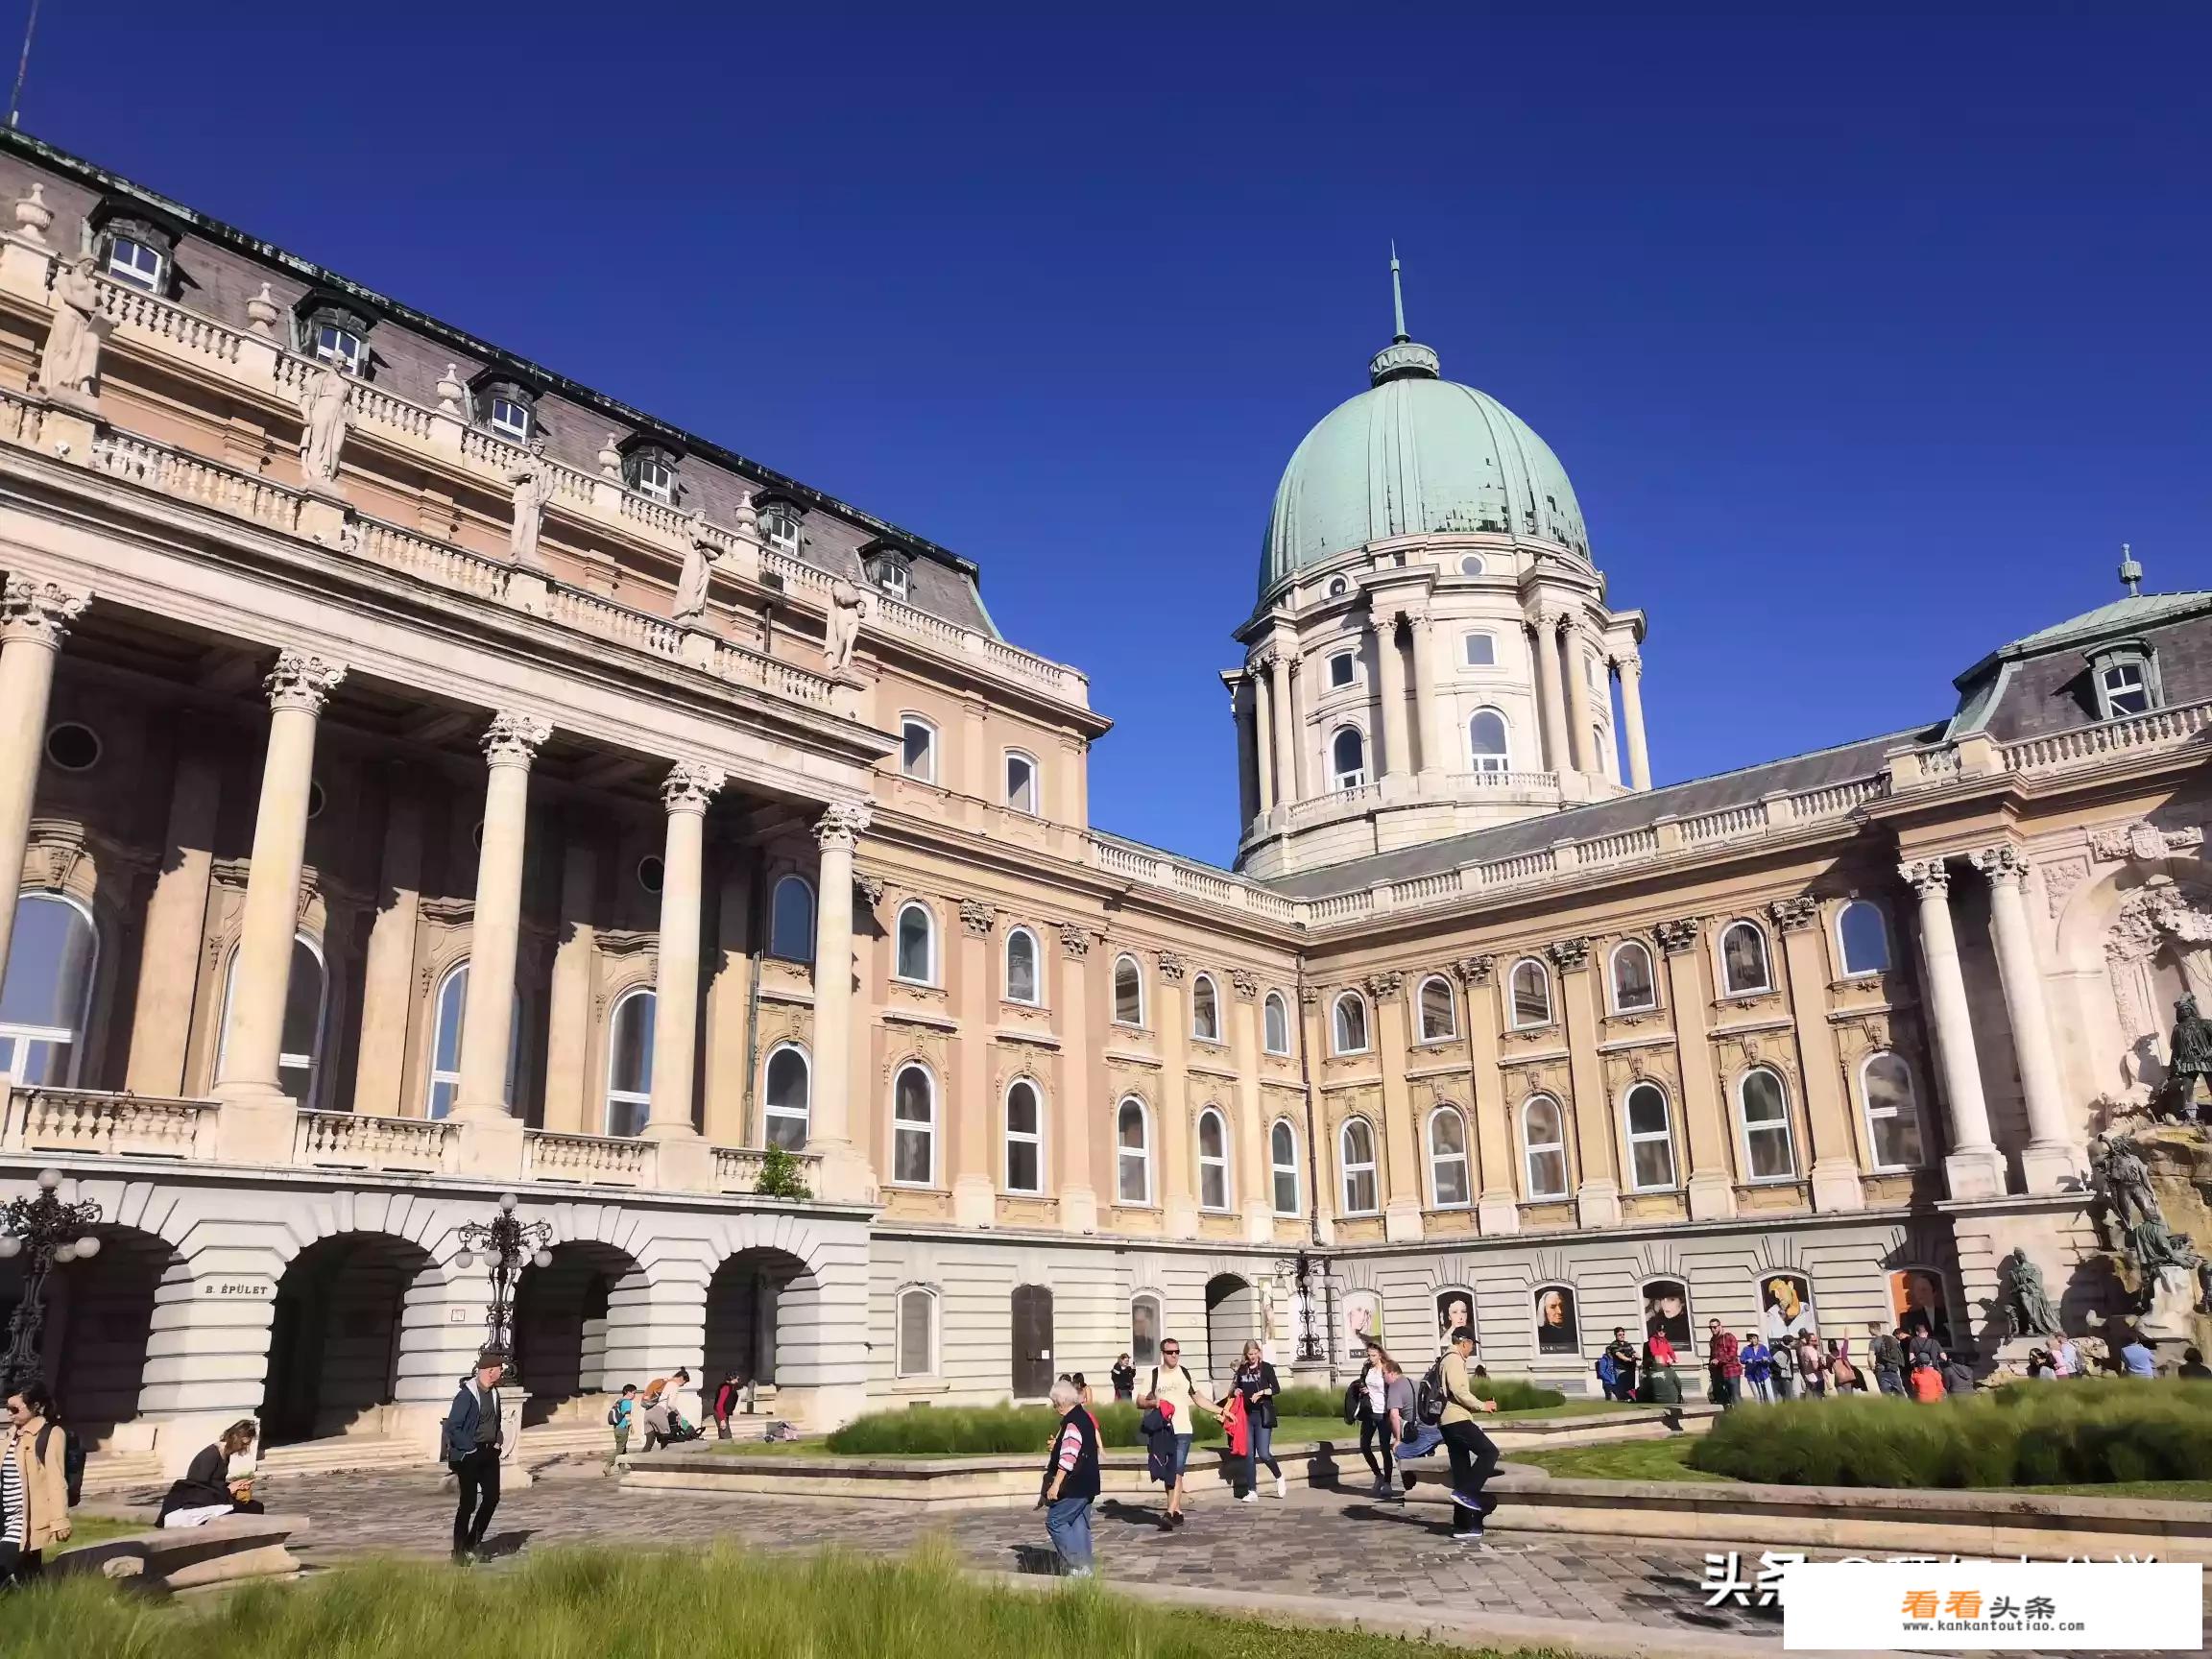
[453,1192,551,1382]
[0,1167,102,1393]
[1272,1249,1328,1367]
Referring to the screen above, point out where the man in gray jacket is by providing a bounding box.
[441,1353,507,1562]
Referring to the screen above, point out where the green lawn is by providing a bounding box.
[0,1540,1553,1659]
[1513,1438,1733,1482]
[53,1514,150,1554]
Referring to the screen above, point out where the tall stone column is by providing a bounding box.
[1772,898,1865,1213]
[1971,845,2083,1191]
[646,761,723,1177]
[216,651,345,1155]
[1529,614,1569,775]
[1266,651,1299,810]
[1251,657,1277,816]
[348,774,421,1118]
[1057,925,1099,1235]
[541,830,599,1136]
[1454,956,1518,1235]
[1560,619,1599,776]
[1229,971,1271,1243]
[1156,954,1198,1239]
[1232,676,1260,829]
[1900,858,2007,1199]
[1373,613,1411,784]
[809,801,874,1202]
[950,899,997,1228]
[1553,938,1620,1227]
[0,579,86,1000]
[455,713,550,1124]
[1371,973,1424,1241]
[1658,919,1735,1219]
[1408,612,1448,780]
[125,748,219,1096]
[1616,655,1652,791]
[700,861,754,1148]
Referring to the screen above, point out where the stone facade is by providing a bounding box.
[0,130,2201,1475]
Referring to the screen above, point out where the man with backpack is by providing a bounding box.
[1436,1326,1500,1543]
[608,1382,637,1461]
[1867,1322,1907,1396]
[1138,1337,1217,1528]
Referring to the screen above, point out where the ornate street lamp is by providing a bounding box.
[453,1192,552,1383]
[0,1168,103,1393]
[1272,1249,1328,1365]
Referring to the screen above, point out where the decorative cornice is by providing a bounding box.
[1450,953,1495,986]
[265,648,347,714]
[958,898,997,936]
[1361,970,1403,999]
[1767,896,1819,933]
[1898,858,1950,900]
[661,759,725,814]
[815,800,873,849]
[1156,950,1187,982]
[1968,845,2031,889]
[1653,918,1701,955]
[1546,937,1590,973]
[482,710,552,768]
[0,577,86,649]
[1230,968,1260,1001]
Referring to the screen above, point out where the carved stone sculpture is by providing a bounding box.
[2089,1132,2162,1250]
[2158,995,2212,1122]
[824,577,870,675]
[505,440,557,568]
[36,254,105,407]
[673,517,717,624]
[2001,1251,2063,1339]
[297,361,350,493]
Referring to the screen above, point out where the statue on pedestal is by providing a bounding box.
[673,516,717,624]
[298,361,350,493]
[823,577,870,675]
[2002,1250,2063,1339]
[505,440,556,568]
[2156,995,2212,1123]
[36,254,105,408]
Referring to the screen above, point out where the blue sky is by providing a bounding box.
[15,5,2207,866]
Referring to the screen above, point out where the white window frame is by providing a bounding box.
[1737,1066,1798,1182]
[105,234,164,291]
[1330,726,1367,790]
[488,396,532,443]
[899,715,938,784]
[876,561,909,600]
[1521,1094,1569,1199]
[1332,989,1370,1055]
[0,891,98,1087]
[891,1062,938,1187]
[1835,900,1889,978]
[1462,631,1498,668]
[1859,1051,1925,1172]
[1002,925,1043,1006]
[1190,973,1222,1043]
[1506,957,1552,1029]
[1327,650,1358,688]
[218,929,326,1111]
[1004,749,1041,815]
[894,902,937,986]
[1195,1106,1232,1213]
[1338,1118,1380,1215]
[1719,920,1773,997]
[1608,939,1658,1014]
[1268,1118,1301,1215]
[1262,990,1292,1056]
[1416,974,1456,1042]
[1111,953,1145,1028]
[895,1285,939,1379]
[424,958,522,1120]
[1622,1081,1676,1191]
[759,503,801,555]
[762,1042,811,1149]
[1467,707,1510,773]
[768,873,816,963]
[2099,660,2151,718]
[602,984,655,1137]
[312,322,364,373]
[1003,1076,1045,1194]
[1116,1095,1152,1206]
[1427,1105,1472,1209]
[632,455,674,503]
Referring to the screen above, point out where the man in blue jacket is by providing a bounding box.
[441,1352,507,1561]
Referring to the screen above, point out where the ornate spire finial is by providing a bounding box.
[1368,246,1439,387]
[2118,542,2143,598]
[1390,241,1408,344]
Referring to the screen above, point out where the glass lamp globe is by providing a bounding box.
[73,1235,100,1260]
[497,1192,518,1214]
[0,1236,20,1260]
[52,1242,76,1263]
[532,1249,553,1269]
[454,1249,475,1271]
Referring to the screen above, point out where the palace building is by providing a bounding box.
[0,128,2201,1477]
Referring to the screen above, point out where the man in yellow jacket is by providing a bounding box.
[3,1382,73,1581]
[1438,1326,1500,1543]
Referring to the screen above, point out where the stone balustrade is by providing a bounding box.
[293,1110,457,1174]
[3,1087,217,1160]
[710,1144,826,1195]
[521,1129,651,1186]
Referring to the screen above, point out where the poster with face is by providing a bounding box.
[1889,1268,1953,1348]
[1342,1289,1382,1357]
[1641,1279,1691,1348]
[1435,1288,1474,1350]
[1534,1286,1579,1355]
[1760,1274,1817,1341]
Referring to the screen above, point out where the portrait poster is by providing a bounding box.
[1760,1273,1817,1342]
[1435,1287,1474,1350]
[1889,1267,1953,1348]
[1641,1279,1692,1348]
[1534,1286,1579,1355]
[1342,1289,1382,1356]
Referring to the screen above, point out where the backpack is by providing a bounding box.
[36,1424,84,1508]
[1414,1359,1447,1426]
[1595,1354,1618,1385]
[607,1401,623,1428]
[1341,1378,1362,1425]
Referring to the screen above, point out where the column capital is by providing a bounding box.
[1450,952,1495,985]
[265,649,347,714]
[1156,949,1187,982]
[1059,921,1095,958]
[1361,970,1403,999]
[1969,844,2031,889]
[1767,895,1820,933]
[1899,857,1951,899]
[1546,935,1591,973]
[813,799,872,850]
[1230,968,1259,1001]
[1653,917,1701,954]
[661,759,725,814]
[958,898,997,936]
[0,577,87,649]
[1252,648,1283,675]
[1614,652,1643,680]
[482,710,552,768]
[854,872,886,907]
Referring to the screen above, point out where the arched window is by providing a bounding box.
[604,986,655,1137]
[0,893,97,1085]
[1508,957,1551,1028]
[1004,750,1041,814]
[768,874,815,962]
[1417,974,1456,1041]
[1129,1291,1163,1367]
[1004,1077,1044,1192]
[219,932,326,1108]
[1610,940,1657,1014]
[1116,1096,1151,1204]
[1003,926,1041,1005]
[763,1043,810,1149]
[1331,727,1366,789]
[1262,991,1292,1055]
[424,960,522,1119]
[1521,1095,1568,1199]
[1623,1082,1675,1190]
[1113,953,1144,1026]
[1463,631,1497,668]
[1468,709,1509,773]
[895,902,936,984]
[1269,1119,1300,1215]
[1428,1106,1471,1208]
[899,716,937,782]
[1196,1107,1230,1212]
[1738,1067,1796,1180]
[1837,900,1889,976]
[892,1063,937,1185]
[1719,921,1772,996]
[1861,1052,1924,1169]
[896,1286,938,1378]
[1190,974,1221,1042]
[1332,990,1369,1054]
[1339,1118,1379,1214]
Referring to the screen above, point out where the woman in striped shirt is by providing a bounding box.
[2,1382,72,1582]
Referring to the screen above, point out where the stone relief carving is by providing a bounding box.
[1545,937,1589,974]
[1897,858,1950,899]
[482,710,551,766]
[2043,854,2091,918]
[824,577,871,675]
[2088,820,2203,864]
[958,899,997,936]
[0,578,86,648]
[36,254,104,406]
[1767,896,1818,932]
[265,649,347,714]
[1653,918,1701,954]
[1362,971,1403,999]
[1156,950,1186,981]
[2103,875,2212,1094]
[1058,923,1093,958]
[814,801,873,848]
[298,361,351,493]
[505,439,557,568]
[854,874,886,907]
[1450,953,1495,985]
[660,760,726,813]
[1230,969,1259,1001]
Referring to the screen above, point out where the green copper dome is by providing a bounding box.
[1259,289,1589,602]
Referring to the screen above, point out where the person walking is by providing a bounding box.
[1706,1319,1741,1407]
[1138,1336,1214,1527]
[712,1373,743,1439]
[1110,1354,1138,1402]
[1794,1332,1827,1399]
[158,1419,264,1527]
[1231,1339,1285,1501]
[608,1382,637,1461]
[1038,1376,1100,1577]
[1354,1340,1398,1496]
[1740,1332,1773,1404]
[1379,1355,1418,1503]
[1437,1326,1501,1542]
[1868,1322,1906,1397]
[441,1352,507,1563]
[1,1382,71,1584]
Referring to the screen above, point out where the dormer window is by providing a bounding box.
[106,235,164,292]
[313,322,364,372]
[490,396,532,443]
[88,204,179,297]
[757,497,802,554]
[294,296,375,376]
[860,541,915,602]
[622,442,681,503]
[2092,645,2160,720]
[471,375,541,445]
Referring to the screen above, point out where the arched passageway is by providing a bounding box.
[514,1241,644,1425]
[1204,1273,1258,1386]
[260,1232,434,1446]
[703,1247,810,1396]
[0,1223,176,1447]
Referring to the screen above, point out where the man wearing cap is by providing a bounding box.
[441,1352,507,1562]
[1438,1325,1501,1543]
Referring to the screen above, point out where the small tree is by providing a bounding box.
[755,1144,812,1201]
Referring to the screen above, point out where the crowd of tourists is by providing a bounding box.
[1694,1315,1986,1406]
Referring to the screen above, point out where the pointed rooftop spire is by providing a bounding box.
[2118,542,2143,597]
[1390,241,1408,344]
[1369,244,1439,386]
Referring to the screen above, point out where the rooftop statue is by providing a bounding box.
[673,517,716,624]
[505,439,557,568]
[824,578,870,675]
[36,253,104,405]
[298,360,350,493]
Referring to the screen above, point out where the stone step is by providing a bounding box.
[79,1450,163,1496]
